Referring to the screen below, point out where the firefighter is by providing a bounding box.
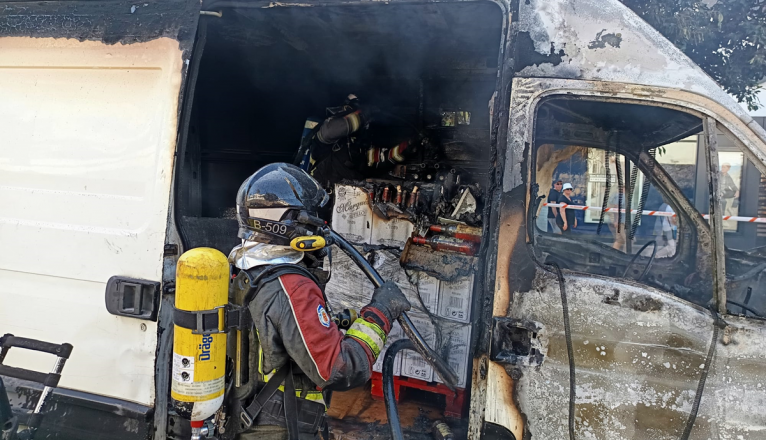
[226,163,411,440]
[294,94,415,187]
[294,94,369,185]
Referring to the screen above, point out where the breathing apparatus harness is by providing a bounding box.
[234,264,328,440]
[173,253,328,440]
[175,205,458,439]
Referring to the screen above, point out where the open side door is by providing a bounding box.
[0,0,198,429]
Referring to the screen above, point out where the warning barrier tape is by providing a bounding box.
[542,202,766,224]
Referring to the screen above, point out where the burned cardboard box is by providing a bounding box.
[400,312,436,382]
[434,322,472,388]
[372,250,438,316]
[400,238,477,282]
[437,274,474,323]
[323,248,375,312]
[371,216,414,249]
[323,248,438,317]
[331,184,373,244]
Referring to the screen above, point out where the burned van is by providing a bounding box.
[2,0,766,439]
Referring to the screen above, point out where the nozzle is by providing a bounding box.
[290,236,327,251]
[332,309,359,330]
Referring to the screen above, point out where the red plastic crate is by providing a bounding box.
[369,372,468,418]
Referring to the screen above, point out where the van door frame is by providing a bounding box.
[702,116,728,314]
[509,78,766,314]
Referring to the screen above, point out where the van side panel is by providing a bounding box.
[0,37,183,405]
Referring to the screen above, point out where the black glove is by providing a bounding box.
[367,281,411,324]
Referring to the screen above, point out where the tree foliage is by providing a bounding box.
[621,0,766,110]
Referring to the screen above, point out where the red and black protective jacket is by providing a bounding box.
[246,270,391,391]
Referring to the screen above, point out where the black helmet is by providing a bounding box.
[236,163,329,245]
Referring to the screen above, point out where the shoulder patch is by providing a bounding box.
[317,304,331,328]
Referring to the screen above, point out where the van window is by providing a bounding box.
[531,98,714,307]
[710,126,766,318]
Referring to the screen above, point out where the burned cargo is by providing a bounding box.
[172,2,503,436]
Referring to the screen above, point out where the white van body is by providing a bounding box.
[2,0,766,439]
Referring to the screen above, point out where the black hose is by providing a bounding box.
[546,263,576,440]
[527,198,717,440]
[524,199,575,440]
[622,240,657,281]
[328,230,384,286]
[725,299,763,317]
[328,230,459,388]
[679,310,721,440]
[383,339,415,440]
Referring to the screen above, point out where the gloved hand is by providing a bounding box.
[367,281,411,324]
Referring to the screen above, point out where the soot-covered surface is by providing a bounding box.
[182,2,503,217]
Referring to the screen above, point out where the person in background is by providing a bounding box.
[649,202,677,258]
[607,186,627,251]
[557,183,577,234]
[547,180,563,234]
[720,162,739,216]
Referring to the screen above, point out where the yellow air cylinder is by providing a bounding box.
[171,248,229,424]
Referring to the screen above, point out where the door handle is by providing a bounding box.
[489,317,545,367]
[105,276,160,321]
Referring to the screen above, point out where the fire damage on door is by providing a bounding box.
[173,2,506,438]
[487,84,766,439]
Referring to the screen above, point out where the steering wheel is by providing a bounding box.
[622,240,657,282]
[726,299,764,317]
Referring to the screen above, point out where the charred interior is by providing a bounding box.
[532,98,714,306]
[532,97,766,317]
[174,2,504,436]
[535,99,703,151]
[177,3,503,250]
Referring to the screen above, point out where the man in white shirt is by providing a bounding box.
[649,202,677,258]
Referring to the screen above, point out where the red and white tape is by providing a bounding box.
[543,202,766,224]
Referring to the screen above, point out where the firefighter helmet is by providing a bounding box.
[236,163,329,245]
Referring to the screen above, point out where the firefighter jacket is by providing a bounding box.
[245,269,392,396]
